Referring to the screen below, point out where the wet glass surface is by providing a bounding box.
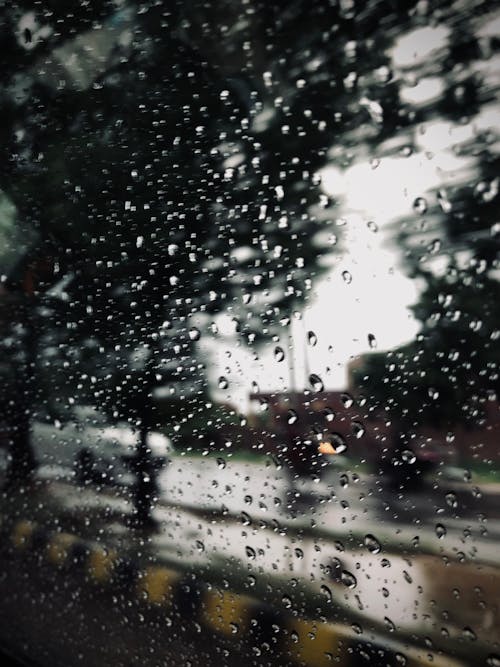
[0,2,499,666]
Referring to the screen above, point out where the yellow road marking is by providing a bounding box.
[286,619,347,667]
[202,590,255,637]
[87,546,118,583]
[138,566,180,605]
[46,532,78,566]
[11,520,36,551]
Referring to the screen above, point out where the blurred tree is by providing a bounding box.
[352,4,500,479]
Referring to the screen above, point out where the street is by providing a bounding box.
[1,454,496,666]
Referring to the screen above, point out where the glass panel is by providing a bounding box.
[0,2,498,666]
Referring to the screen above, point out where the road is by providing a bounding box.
[15,453,497,666]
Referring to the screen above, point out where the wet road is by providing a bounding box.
[21,454,498,665]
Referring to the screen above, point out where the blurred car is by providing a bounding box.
[31,406,172,486]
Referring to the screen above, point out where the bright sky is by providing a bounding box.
[208,130,482,412]
[207,172,423,413]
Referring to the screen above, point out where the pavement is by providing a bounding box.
[0,457,499,667]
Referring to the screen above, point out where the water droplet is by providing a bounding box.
[342,270,352,284]
[244,495,253,505]
[445,492,458,508]
[274,346,285,362]
[309,374,324,392]
[437,188,452,213]
[320,584,332,602]
[413,197,427,214]
[487,655,500,667]
[401,449,416,464]
[323,408,335,422]
[364,534,381,554]
[218,376,229,389]
[351,421,365,439]
[195,540,205,553]
[167,243,178,256]
[294,548,304,559]
[367,220,378,232]
[435,523,447,539]
[282,594,292,609]
[245,546,256,560]
[331,433,347,454]
[341,570,357,589]
[188,327,201,341]
[462,627,477,641]
[477,177,499,202]
[340,392,354,408]
[307,331,318,347]
[287,409,298,424]
[428,238,441,254]
[240,511,251,526]
[216,457,226,469]
[384,617,396,632]
[368,333,377,349]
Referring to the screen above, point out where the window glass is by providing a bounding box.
[0,2,499,666]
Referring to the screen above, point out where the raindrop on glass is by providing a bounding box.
[413,197,427,214]
[274,346,285,362]
[352,421,365,439]
[401,450,416,464]
[309,374,324,392]
[342,270,352,284]
[341,570,357,589]
[340,392,354,408]
[364,534,381,554]
[435,523,447,539]
[245,546,256,560]
[307,331,318,347]
[320,584,333,602]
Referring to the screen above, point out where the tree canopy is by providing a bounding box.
[0,0,417,434]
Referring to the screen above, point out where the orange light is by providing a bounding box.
[318,441,337,455]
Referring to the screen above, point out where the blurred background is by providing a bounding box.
[0,1,499,665]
